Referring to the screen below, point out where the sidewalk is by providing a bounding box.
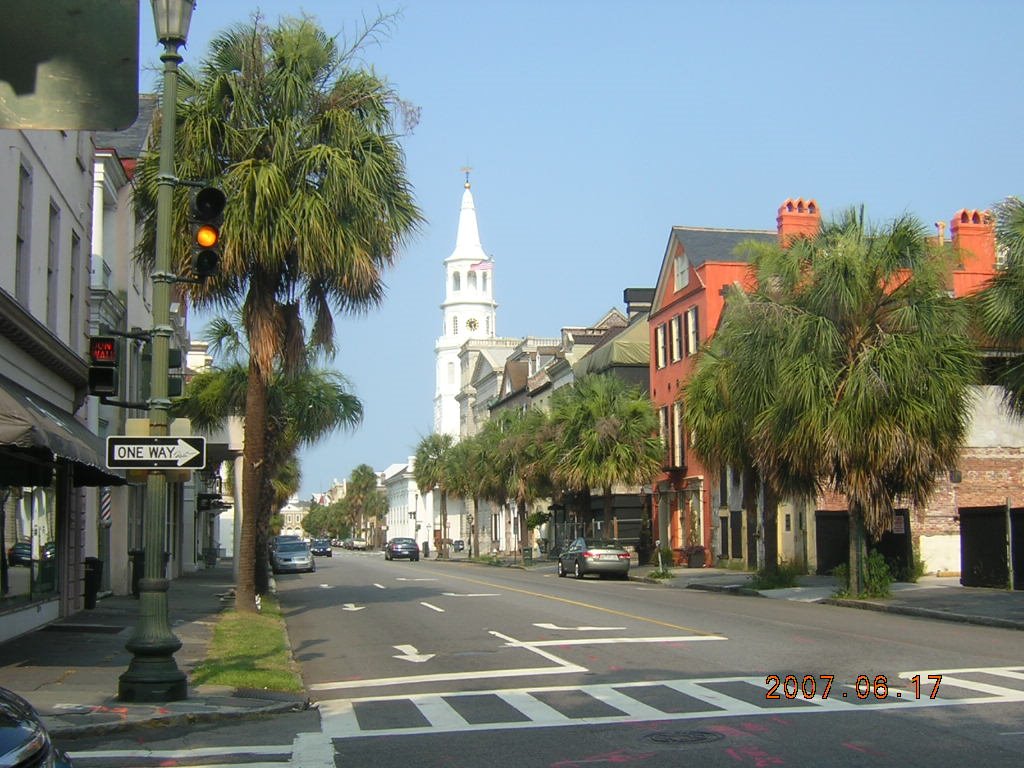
[0,562,308,739]
[2,557,1022,740]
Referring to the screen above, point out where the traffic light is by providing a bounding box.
[189,186,226,279]
[88,336,119,396]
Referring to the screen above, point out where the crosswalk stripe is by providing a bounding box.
[316,667,1024,739]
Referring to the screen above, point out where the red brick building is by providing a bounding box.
[648,200,1021,584]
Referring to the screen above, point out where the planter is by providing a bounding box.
[685,546,706,568]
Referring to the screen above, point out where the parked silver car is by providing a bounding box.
[271,540,316,574]
[557,537,631,579]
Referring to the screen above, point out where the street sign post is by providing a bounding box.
[106,436,206,470]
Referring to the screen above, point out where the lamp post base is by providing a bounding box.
[118,658,188,702]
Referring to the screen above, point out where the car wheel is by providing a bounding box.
[557,560,566,577]
[413,556,420,562]
[574,560,583,579]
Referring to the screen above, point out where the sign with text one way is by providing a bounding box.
[106,436,206,470]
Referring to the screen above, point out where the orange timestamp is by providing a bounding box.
[765,674,943,701]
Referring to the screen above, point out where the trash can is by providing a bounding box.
[130,549,170,597]
[83,557,103,609]
[422,541,430,559]
[521,547,533,565]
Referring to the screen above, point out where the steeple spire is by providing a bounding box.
[450,168,487,262]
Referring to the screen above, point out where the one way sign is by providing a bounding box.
[106,436,206,469]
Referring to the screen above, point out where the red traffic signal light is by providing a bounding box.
[89,336,117,365]
[88,336,119,396]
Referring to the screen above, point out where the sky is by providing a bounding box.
[138,1,1024,500]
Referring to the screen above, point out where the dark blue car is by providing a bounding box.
[0,686,74,766]
[384,538,420,561]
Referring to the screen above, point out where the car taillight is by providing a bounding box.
[583,550,594,559]
[618,552,630,560]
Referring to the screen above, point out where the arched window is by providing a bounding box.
[468,271,478,290]
[482,273,489,293]
[447,361,455,385]
[452,271,461,291]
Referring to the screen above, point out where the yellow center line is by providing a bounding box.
[423,566,722,637]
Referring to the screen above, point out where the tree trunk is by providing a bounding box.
[762,481,779,574]
[237,360,268,614]
[440,491,449,559]
[602,486,614,535]
[254,477,275,596]
[741,465,758,569]
[848,506,866,596]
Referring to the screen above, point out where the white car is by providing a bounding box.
[351,537,368,550]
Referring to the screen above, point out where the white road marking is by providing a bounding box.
[393,644,435,663]
[442,592,500,597]
[289,732,336,767]
[489,630,585,670]
[341,603,364,611]
[507,635,727,648]
[533,623,626,631]
[373,583,386,589]
[420,601,445,612]
[396,577,438,582]
[311,664,589,692]
[319,667,1024,739]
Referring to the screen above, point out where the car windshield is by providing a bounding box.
[392,538,415,545]
[587,541,624,549]
[278,542,308,553]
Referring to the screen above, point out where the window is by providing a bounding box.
[996,244,1008,270]
[452,271,461,291]
[452,316,459,335]
[685,306,699,355]
[482,272,489,293]
[669,315,682,362]
[447,362,455,385]
[671,402,684,468]
[674,252,689,290]
[46,202,60,331]
[16,164,32,302]
[69,232,82,346]
[655,324,667,368]
[658,407,669,464]
[468,271,477,290]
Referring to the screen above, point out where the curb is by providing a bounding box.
[821,598,1024,632]
[50,696,311,740]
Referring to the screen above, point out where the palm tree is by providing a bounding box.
[413,433,456,559]
[342,464,387,548]
[135,15,421,611]
[710,209,979,594]
[173,322,363,593]
[546,375,663,538]
[972,196,1024,419]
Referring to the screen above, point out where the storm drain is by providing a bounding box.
[644,731,726,745]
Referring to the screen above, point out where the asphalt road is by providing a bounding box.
[65,549,1024,767]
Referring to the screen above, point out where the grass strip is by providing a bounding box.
[190,594,304,692]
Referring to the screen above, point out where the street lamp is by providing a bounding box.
[118,0,195,703]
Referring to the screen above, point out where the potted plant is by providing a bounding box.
[684,545,705,568]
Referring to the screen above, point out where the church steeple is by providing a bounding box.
[434,173,498,435]
[449,170,488,264]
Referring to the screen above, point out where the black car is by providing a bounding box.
[0,686,74,767]
[310,538,333,557]
[384,537,420,561]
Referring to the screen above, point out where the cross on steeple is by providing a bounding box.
[461,165,472,188]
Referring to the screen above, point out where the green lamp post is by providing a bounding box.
[118,0,195,703]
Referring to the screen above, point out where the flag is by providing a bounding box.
[470,259,493,271]
[99,486,112,528]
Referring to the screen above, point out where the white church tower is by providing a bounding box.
[434,173,497,435]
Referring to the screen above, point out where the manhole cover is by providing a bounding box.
[645,731,725,745]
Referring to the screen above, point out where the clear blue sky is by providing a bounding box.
[139,1,1023,499]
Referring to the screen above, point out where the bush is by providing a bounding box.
[862,550,892,598]
[831,551,892,598]
[751,559,804,590]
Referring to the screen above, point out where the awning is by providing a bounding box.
[0,374,125,487]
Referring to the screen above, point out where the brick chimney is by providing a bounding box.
[777,198,821,247]
[950,208,995,271]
